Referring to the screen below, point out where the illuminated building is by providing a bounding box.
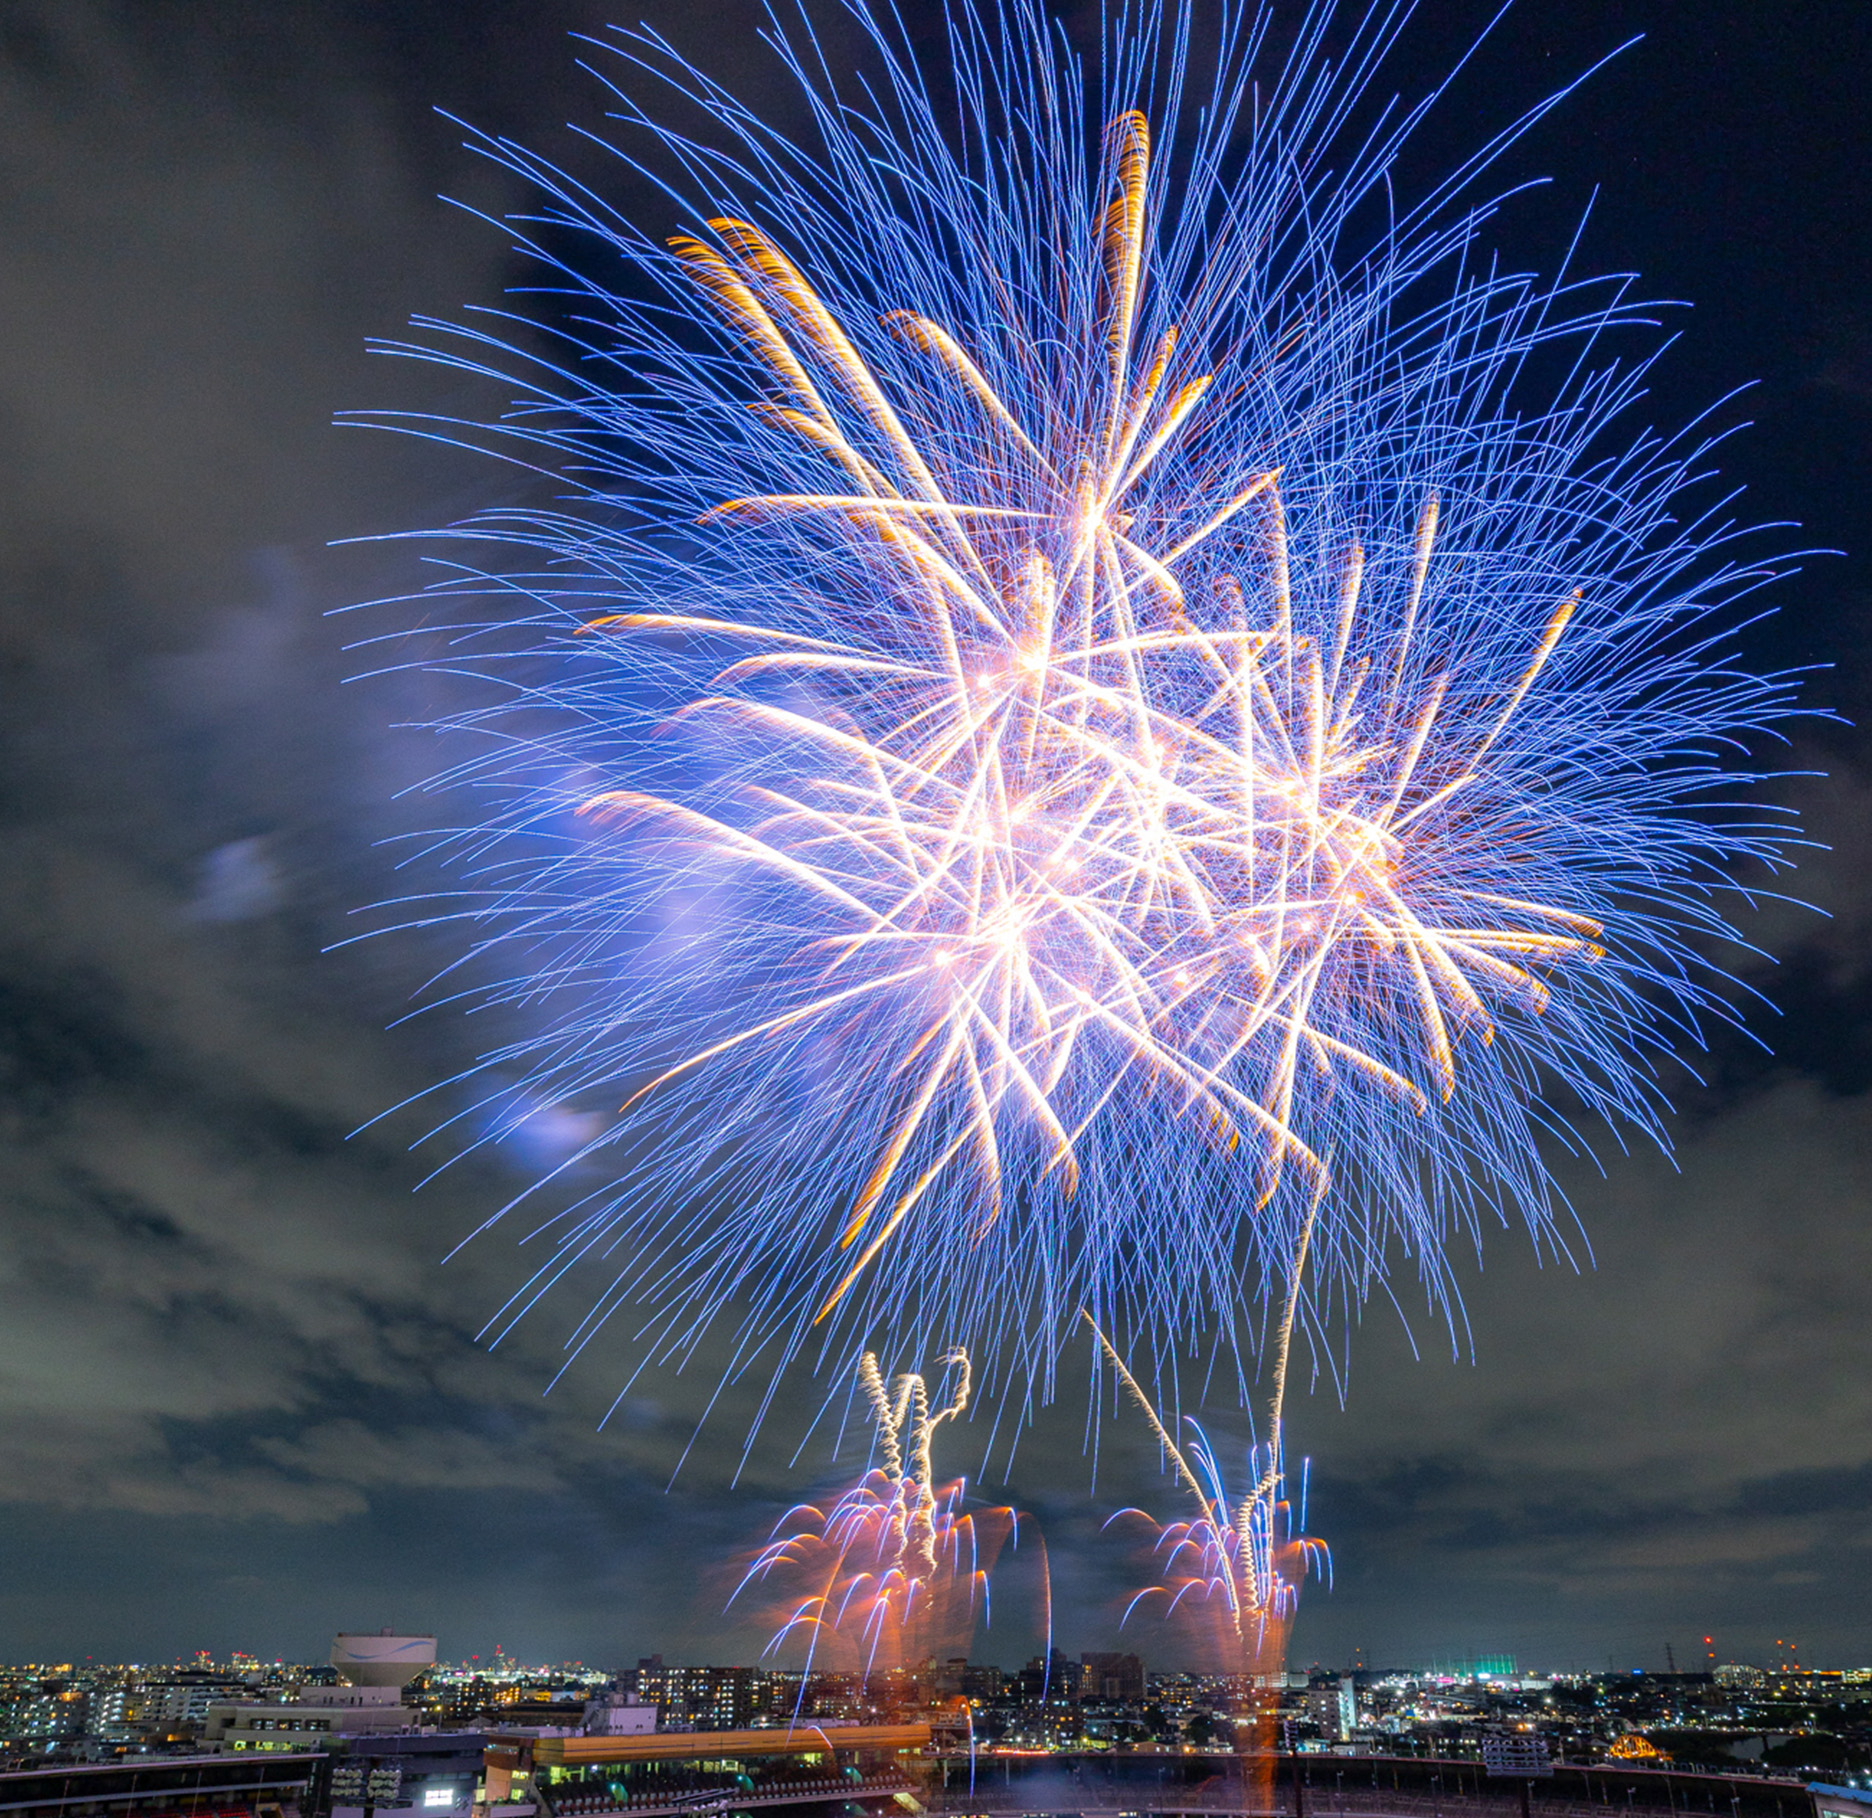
[506,1722,929,1818]
[1080,1656,1146,1703]
[207,1634,436,1755]
[1307,1678,1358,1743]
[0,1753,319,1818]
[331,1734,487,1818]
[617,1665,791,1732]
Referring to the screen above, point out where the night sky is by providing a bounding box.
[0,0,1866,1674]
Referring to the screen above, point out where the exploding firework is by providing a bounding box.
[1096,1316,1326,1791]
[357,0,1805,1409]
[731,1349,1038,1703]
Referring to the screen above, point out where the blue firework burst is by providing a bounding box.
[347,0,1809,1423]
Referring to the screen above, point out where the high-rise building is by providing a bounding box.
[958,1664,1005,1701]
[1079,1654,1145,1702]
[620,1665,789,1731]
[1015,1652,1080,1703]
[0,1683,89,1745]
[1306,1677,1357,1741]
[146,1681,246,1732]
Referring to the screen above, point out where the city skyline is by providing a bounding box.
[6,1641,1871,1779]
[3,1639,1863,1818]
[1,1649,1863,1681]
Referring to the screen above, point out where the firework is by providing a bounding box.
[731,1349,1036,1705]
[356,0,1805,1409]
[1096,1314,1326,1791]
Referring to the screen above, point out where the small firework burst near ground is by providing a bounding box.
[348,0,1809,1421]
[730,1350,1041,1702]
[1098,1319,1326,1789]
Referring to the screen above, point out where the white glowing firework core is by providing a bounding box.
[580,115,1600,1320]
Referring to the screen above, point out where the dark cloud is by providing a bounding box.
[0,0,1865,1674]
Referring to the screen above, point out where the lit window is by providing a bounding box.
[424,1790,456,1808]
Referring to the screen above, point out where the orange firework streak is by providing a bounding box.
[734,1349,1042,1715]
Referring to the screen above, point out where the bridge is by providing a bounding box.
[919,1756,1815,1818]
[514,1733,1817,1818]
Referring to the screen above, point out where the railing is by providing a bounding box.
[543,1773,920,1818]
[922,1795,1612,1817]
[918,1782,1815,1818]
[544,1764,1815,1818]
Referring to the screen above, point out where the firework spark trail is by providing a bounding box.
[731,1349,1037,1702]
[351,0,1809,1414]
[1095,1316,1327,1792]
